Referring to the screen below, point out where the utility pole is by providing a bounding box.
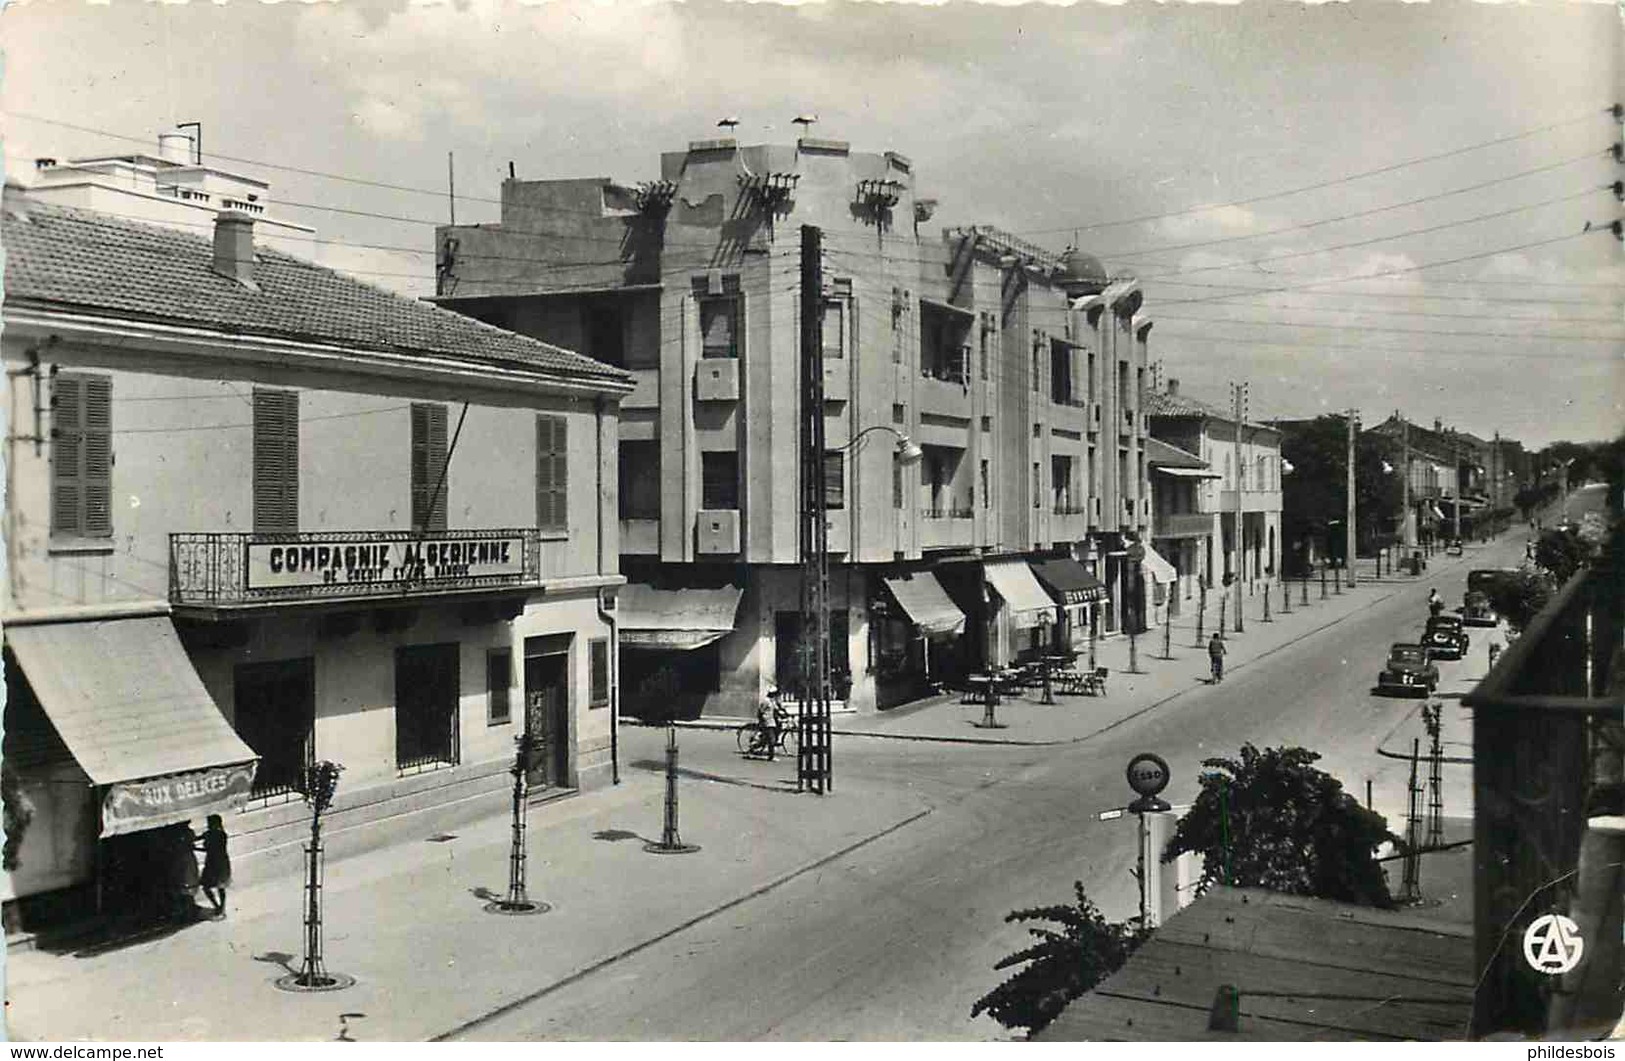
[1232,382,1247,633]
[1402,415,1413,549]
[447,152,457,225]
[1451,429,1463,544]
[797,225,832,795]
[1346,409,1357,588]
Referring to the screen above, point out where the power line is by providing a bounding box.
[1149,312,1625,344]
[1005,108,1612,238]
[1144,331,1622,362]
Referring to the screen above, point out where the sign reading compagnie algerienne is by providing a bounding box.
[246,536,528,592]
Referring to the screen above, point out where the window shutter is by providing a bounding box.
[81,376,113,536]
[51,376,83,537]
[254,389,299,534]
[412,403,449,532]
[536,415,568,531]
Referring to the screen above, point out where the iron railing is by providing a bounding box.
[920,505,974,520]
[170,528,543,606]
[1463,560,1623,1038]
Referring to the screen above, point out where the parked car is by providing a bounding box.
[1377,643,1439,696]
[1459,588,1497,627]
[1423,614,1470,660]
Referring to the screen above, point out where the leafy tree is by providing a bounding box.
[1280,417,1402,564]
[1484,567,1554,633]
[1534,527,1592,586]
[971,883,1150,1034]
[1164,744,1396,908]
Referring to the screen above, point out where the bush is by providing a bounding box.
[1535,528,1593,586]
[1164,744,1396,908]
[970,883,1150,1035]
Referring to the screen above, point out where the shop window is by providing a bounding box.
[253,388,299,534]
[50,372,113,540]
[589,638,610,708]
[487,648,512,726]
[536,415,568,532]
[773,611,851,693]
[702,451,739,509]
[411,402,449,533]
[396,643,460,771]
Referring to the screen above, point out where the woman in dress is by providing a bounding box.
[197,814,232,919]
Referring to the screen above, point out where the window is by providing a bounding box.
[1032,335,1043,393]
[701,451,739,509]
[981,460,991,508]
[891,290,906,365]
[700,296,739,359]
[1050,340,1074,405]
[822,300,845,359]
[50,372,113,539]
[979,316,992,380]
[919,303,970,382]
[253,388,299,534]
[618,439,661,519]
[487,649,513,726]
[536,415,568,532]
[893,461,904,509]
[234,658,315,800]
[824,450,846,510]
[1032,461,1042,508]
[584,300,626,366]
[396,643,460,770]
[1052,455,1073,511]
[589,639,610,708]
[411,403,449,533]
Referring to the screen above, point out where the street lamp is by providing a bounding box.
[838,424,925,465]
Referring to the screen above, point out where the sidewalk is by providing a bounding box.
[3,741,932,1042]
[669,545,1490,749]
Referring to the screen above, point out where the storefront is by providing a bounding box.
[615,582,743,722]
[982,559,1059,667]
[1139,544,1178,630]
[2,611,258,919]
[1031,557,1108,653]
[872,570,968,709]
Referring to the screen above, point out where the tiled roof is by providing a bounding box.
[1143,436,1208,469]
[1,192,632,386]
[1142,387,1229,420]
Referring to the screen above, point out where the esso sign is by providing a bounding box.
[1125,753,1170,799]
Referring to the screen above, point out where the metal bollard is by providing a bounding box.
[646,725,700,854]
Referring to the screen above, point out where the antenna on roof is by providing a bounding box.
[175,122,202,165]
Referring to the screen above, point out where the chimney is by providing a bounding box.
[212,210,258,289]
[1434,418,1442,434]
[1167,378,1180,397]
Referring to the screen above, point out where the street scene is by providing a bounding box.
[1,0,1621,1044]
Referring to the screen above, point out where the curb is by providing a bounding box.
[431,804,935,1041]
[1375,701,1475,766]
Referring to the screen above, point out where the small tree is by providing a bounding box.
[1484,568,1554,633]
[1164,744,1396,908]
[1535,528,1592,586]
[971,883,1150,1035]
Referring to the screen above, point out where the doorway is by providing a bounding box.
[234,658,315,799]
[523,637,571,790]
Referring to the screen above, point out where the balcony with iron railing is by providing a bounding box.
[170,528,544,611]
[1156,511,1215,539]
[1463,556,1624,1038]
[919,504,975,550]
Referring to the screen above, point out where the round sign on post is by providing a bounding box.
[1126,752,1171,813]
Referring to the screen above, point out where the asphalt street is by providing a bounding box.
[456,538,1521,1041]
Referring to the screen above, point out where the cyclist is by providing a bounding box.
[755,687,784,760]
[1208,633,1227,684]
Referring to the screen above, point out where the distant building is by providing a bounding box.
[1,187,630,921]
[1366,415,1498,543]
[1145,437,1217,627]
[434,137,1156,715]
[1144,379,1282,594]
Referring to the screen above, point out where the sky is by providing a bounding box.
[1,0,1620,449]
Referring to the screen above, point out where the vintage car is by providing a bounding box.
[1422,614,1470,660]
[1377,643,1439,696]
[1462,569,1517,627]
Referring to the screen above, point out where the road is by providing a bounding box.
[457,537,1524,1041]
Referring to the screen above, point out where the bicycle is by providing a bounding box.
[736,709,798,759]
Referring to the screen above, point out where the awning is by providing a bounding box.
[918,296,975,318]
[616,582,743,650]
[1031,558,1108,605]
[1152,466,1222,480]
[1140,545,1178,584]
[882,572,966,637]
[5,617,259,836]
[984,559,1058,627]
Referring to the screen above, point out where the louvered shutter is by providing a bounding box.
[51,376,83,537]
[254,389,299,534]
[412,403,449,532]
[81,376,113,536]
[536,416,567,531]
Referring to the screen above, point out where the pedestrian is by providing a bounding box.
[165,821,200,923]
[756,687,782,761]
[1427,588,1443,618]
[1207,633,1227,684]
[196,814,232,919]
